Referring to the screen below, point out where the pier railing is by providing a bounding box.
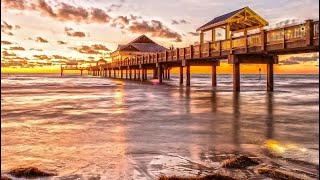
[102,20,319,69]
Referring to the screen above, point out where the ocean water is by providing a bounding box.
[1,73,319,179]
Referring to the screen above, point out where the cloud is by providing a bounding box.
[171,20,179,25]
[3,31,14,36]
[91,8,111,23]
[1,21,21,36]
[3,0,111,24]
[2,1,181,42]
[188,32,199,36]
[1,21,18,36]
[1,21,13,31]
[33,54,51,60]
[30,48,43,51]
[1,41,13,45]
[64,27,86,37]
[91,44,110,51]
[128,20,183,42]
[37,0,56,17]
[57,2,89,22]
[1,0,27,10]
[171,19,189,25]
[2,51,17,56]
[70,44,110,54]
[57,40,67,45]
[267,19,303,30]
[70,45,101,54]
[1,59,28,68]
[112,16,130,28]
[281,53,319,65]
[9,46,25,51]
[36,37,48,43]
[107,4,122,12]
[52,55,68,59]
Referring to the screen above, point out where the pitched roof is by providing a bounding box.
[128,35,156,44]
[197,7,246,31]
[130,43,167,52]
[118,35,167,52]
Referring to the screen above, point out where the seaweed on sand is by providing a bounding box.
[158,174,237,180]
[257,166,308,180]
[8,167,56,178]
[221,155,259,169]
[1,175,12,180]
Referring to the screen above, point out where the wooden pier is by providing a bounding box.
[85,7,319,91]
[60,63,86,77]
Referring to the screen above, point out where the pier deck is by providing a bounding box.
[86,20,319,91]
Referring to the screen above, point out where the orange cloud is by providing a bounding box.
[30,48,43,51]
[36,37,48,43]
[91,44,110,51]
[70,44,110,54]
[91,8,111,23]
[57,40,67,45]
[280,53,319,65]
[2,51,16,56]
[1,0,27,10]
[1,41,13,45]
[52,55,68,59]
[128,20,183,42]
[33,54,51,60]
[70,46,101,54]
[64,27,86,37]
[9,46,25,51]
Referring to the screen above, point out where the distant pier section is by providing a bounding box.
[66,7,319,91]
[60,61,87,77]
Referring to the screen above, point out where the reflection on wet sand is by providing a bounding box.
[266,92,274,139]
[232,93,240,152]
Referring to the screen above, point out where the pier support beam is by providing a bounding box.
[179,66,183,84]
[233,63,240,92]
[144,69,147,80]
[267,63,274,91]
[140,69,144,81]
[153,68,158,79]
[168,68,170,80]
[113,69,116,78]
[125,69,128,79]
[120,69,123,79]
[129,69,132,80]
[212,64,217,87]
[164,68,168,79]
[158,66,163,83]
[186,65,190,86]
[162,68,165,79]
[134,69,137,80]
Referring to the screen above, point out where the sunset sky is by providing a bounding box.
[1,0,319,74]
